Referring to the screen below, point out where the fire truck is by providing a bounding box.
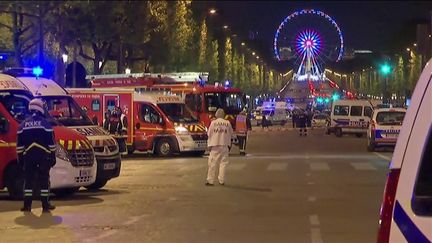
[67,88,208,156]
[87,72,246,129]
[0,73,97,198]
[6,69,122,190]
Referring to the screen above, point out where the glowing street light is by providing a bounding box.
[125,68,131,74]
[406,48,410,52]
[256,56,260,59]
[413,43,417,47]
[223,25,228,29]
[209,8,216,15]
[62,54,68,63]
[252,52,256,56]
[241,42,245,46]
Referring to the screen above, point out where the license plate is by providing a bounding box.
[79,169,91,177]
[104,163,116,170]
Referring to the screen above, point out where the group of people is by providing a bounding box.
[103,107,128,155]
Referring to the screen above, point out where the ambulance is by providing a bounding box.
[6,69,122,190]
[87,72,245,129]
[0,74,96,198]
[67,88,208,156]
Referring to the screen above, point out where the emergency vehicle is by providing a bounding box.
[327,99,373,137]
[87,72,245,129]
[6,69,121,190]
[261,101,288,126]
[67,88,208,156]
[376,58,432,242]
[0,74,96,198]
[366,107,406,152]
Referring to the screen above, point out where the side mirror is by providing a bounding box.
[135,123,141,129]
[0,117,9,134]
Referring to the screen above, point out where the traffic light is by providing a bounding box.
[316,97,323,103]
[324,98,330,103]
[380,63,391,75]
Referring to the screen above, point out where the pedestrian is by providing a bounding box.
[235,109,252,155]
[297,109,308,136]
[109,107,127,155]
[261,114,268,130]
[103,109,111,131]
[206,108,234,186]
[16,98,56,213]
[292,110,297,128]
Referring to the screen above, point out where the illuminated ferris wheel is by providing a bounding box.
[274,9,344,81]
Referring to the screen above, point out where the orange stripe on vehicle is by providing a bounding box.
[59,139,65,147]
[67,140,73,150]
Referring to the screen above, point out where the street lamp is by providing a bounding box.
[223,25,228,29]
[125,68,131,74]
[241,42,245,46]
[209,8,216,15]
[406,48,410,52]
[252,52,256,56]
[62,54,68,63]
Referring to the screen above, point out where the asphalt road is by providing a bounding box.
[0,126,393,243]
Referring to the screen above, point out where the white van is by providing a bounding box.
[327,99,373,137]
[376,58,432,242]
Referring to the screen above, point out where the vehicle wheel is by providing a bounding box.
[85,179,108,190]
[335,128,343,137]
[52,187,79,198]
[156,138,174,157]
[367,138,376,152]
[127,144,135,155]
[355,133,363,138]
[5,164,24,200]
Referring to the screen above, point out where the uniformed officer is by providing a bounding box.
[206,108,234,186]
[235,109,252,155]
[16,98,56,213]
[297,109,308,136]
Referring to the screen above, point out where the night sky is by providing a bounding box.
[203,1,432,59]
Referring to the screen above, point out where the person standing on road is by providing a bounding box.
[16,98,56,213]
[297,109,308,136]
[206,108,234,186]
[235,109,252,155]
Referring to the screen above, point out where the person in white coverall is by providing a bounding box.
[206,108,235,186]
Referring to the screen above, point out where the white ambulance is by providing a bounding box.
[0,73,97,198]
[7,69,121,190]
[327,99,373,137]
[376,59,432,242]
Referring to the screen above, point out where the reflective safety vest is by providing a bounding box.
[235,114,247,134]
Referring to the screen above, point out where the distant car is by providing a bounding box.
[366,108,406,151]
[376,58,432,242]
[312,113,328,128]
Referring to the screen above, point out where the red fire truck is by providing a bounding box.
[67,88,208,156]
[0,74,97,198]
[88,73,246,128]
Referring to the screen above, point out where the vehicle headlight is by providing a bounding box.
[175,126,189,135]
[55,143,71,162]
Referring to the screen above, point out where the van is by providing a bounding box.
[376,59,432,242]
[327,99,373,137]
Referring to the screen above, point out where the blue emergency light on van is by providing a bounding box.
[32,66,43,77]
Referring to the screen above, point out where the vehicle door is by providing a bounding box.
[348,105,367,129]
[137,103,165,150]
[391,76,432,241]
[0,105,17,172]
[331,104,350,128]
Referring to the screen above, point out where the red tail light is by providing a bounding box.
[377,168,401,243]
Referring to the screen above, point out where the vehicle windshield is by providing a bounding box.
[42,96,93,126]
[204,92,244,114]
[158,103,198,123]
[376,111,405,125]
[0,90,32,122]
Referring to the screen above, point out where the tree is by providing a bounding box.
[197,18,207,70]
[224,37,232,80]
[208,39,219,82]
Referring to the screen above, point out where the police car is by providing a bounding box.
[376,58,432,242]
[366,107,406,152]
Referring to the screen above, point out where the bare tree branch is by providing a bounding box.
[21,41,38,54]
[17,23,33,35]
[0,22,12,30]
[79,41,95,60]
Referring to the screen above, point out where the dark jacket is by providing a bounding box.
[16,113,56,169]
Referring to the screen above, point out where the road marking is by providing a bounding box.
[308,196,317,202]
[267,162,288,171]
[373,152,392,161]
[243,154,378,160]
[84,230,118,242]
[229,163,246,171]
[309,215,320,226]
[310,162,330,171]
[307,182,315,185]
[350,162,377,171]
[311,228,323,243]
[123,214,149,226]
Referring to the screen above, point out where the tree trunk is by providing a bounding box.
[37,6,44,65]
[11,11,23,66]
[117,41,124,74]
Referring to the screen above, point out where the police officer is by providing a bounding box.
[16,98,56,213]
[206,108,234,186]
[235,109,252,155]
[297,109,308,136]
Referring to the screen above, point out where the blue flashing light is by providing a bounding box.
[317,97,323,103]
[324,98,330,103]
[32,66,43,77]
[224,80,231,87]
